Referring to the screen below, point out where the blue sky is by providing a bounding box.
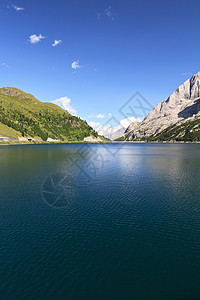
[1,0,200,130]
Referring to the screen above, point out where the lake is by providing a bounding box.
[1,143,200,299]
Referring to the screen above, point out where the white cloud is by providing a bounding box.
[51,96,77,115]
[12,5,24,11]
[1,62,9,68]
[96,123,123,140]
[120,117,141,128]
[88,116,140,136]
[29,34,45,44]
[97,116,141,137]
[52,40,62,47]
[97,114,105,119]
[88,113,105,119]
[71,60,82,70]
[88,121,101,128]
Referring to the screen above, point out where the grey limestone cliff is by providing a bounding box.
[124,72,200,140]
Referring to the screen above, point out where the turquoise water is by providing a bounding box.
[1,143,200,299]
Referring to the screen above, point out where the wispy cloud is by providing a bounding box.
[12,4,24,11]
[88,113,105,119]
[1,62,9,68]
[71,60,82,70]
[88,121,101,128]
[29,34,45,44]
[51,96,77,115]
[52,40,62,47]
[97,114,104,119]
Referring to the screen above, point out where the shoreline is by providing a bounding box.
[1,140,200,146]
[0,140,110,146]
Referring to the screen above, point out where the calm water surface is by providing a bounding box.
[1,143,200,300]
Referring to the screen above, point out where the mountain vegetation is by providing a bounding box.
[0,87,99,142]
[147,115,200,142]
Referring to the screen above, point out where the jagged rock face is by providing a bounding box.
[125,72,200,140]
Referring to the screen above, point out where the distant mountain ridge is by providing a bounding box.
[0,87,101,142]
[122,72,200,142]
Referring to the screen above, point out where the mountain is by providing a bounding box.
[147,114,200,142]
[97,117,141,141]
[0,87,101,142]
[97,126,126,141]
[122,72,200,141]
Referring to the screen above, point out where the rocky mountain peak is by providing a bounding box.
[165,71,200,104]
[124,72,200,140]
[188,72,200,99]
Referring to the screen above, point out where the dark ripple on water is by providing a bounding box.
[1,143,200,299]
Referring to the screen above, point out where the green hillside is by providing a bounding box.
[0,123,22,138]
[0,87,99,142]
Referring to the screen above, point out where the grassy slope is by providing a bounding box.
[0,87,99,141]
[114,136,125,141]
[0,123,22,137]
